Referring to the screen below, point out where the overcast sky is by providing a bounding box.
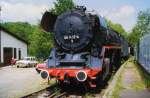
[0,0,150,32]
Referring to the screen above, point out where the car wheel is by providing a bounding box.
[36,68,41,73]
[33,64,35,67]
[16,64,20,68]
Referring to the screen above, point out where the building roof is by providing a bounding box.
[0,25,28,44]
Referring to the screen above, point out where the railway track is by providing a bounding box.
[22,70,117,98]
[22,81,108,98]
[22,84,62,98]
[22,83,84,98]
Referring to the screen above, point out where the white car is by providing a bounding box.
[16,57,38,68]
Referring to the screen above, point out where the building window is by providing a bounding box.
[18,49,21,60]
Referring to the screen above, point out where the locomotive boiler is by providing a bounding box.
[37,6,128,88]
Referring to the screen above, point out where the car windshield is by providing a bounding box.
[23,57,35,61]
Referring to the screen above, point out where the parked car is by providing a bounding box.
[35,59,48,73]
[15,57,38,68]
[11,58,17,65]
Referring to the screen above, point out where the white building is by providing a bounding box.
[0,26,28,65]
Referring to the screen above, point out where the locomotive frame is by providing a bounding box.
[37,6,129,88]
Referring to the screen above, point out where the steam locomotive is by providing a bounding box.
[37,6,128,88]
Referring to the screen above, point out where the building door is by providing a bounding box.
[3,48,13,65]
[14,48,16,58]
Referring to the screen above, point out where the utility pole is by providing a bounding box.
[0,6,1,23]
[0,6,1,63]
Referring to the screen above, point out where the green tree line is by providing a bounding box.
[0,0,75,60]
[0,0,128,60]
[128,9,150,47]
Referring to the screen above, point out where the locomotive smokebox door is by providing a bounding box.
[41,11,57,32]
[54,10,93,52]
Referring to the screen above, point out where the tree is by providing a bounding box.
[51,0,75,15]
[30,0,75,59]
[0,22,34,41]
[29,26,53,59]
[128,9,150,46]
[107,20,128,39]
[1,0,75,60]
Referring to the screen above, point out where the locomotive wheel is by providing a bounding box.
[81,82,89,93]
[57,80,66,88]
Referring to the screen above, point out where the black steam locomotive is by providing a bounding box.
[37,6,128,88]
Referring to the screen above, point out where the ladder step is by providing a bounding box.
[91,77,96,79]
[89,82,96,87]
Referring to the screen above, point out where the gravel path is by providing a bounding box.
[120,62,150,98]
[0,66,50,98]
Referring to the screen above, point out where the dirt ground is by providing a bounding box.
[0,66,50,98]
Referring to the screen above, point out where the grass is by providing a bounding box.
[127,56,150,88]
[134,62,150,88]
[109,58,132,98]
[105,62,126,98]
[104,56,150,98]
[129,81,145,90]
[109,59,132,98]
[127,58,146,90]
[128,56,150,88]
[110,74,123,98]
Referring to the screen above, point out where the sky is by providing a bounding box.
[0,0,150,32]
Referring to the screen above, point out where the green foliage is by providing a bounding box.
[29,26,53,59]
[51,0,75,15]
[136,63,150,87]
[0,0,75,60]
[2,1,130,60]
[1,22,53,60]
[1,22,34,41]
[128,9,150,46]
[107,20,128,39]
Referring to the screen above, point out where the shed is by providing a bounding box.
[0,26,28,65]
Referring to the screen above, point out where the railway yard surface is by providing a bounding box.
[0,59,150,98]
[120,62,150,98]
[104,59,150,98]
[0,66,51,98]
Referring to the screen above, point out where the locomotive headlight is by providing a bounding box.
[40,70,50,80]
[76,70,87,82]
